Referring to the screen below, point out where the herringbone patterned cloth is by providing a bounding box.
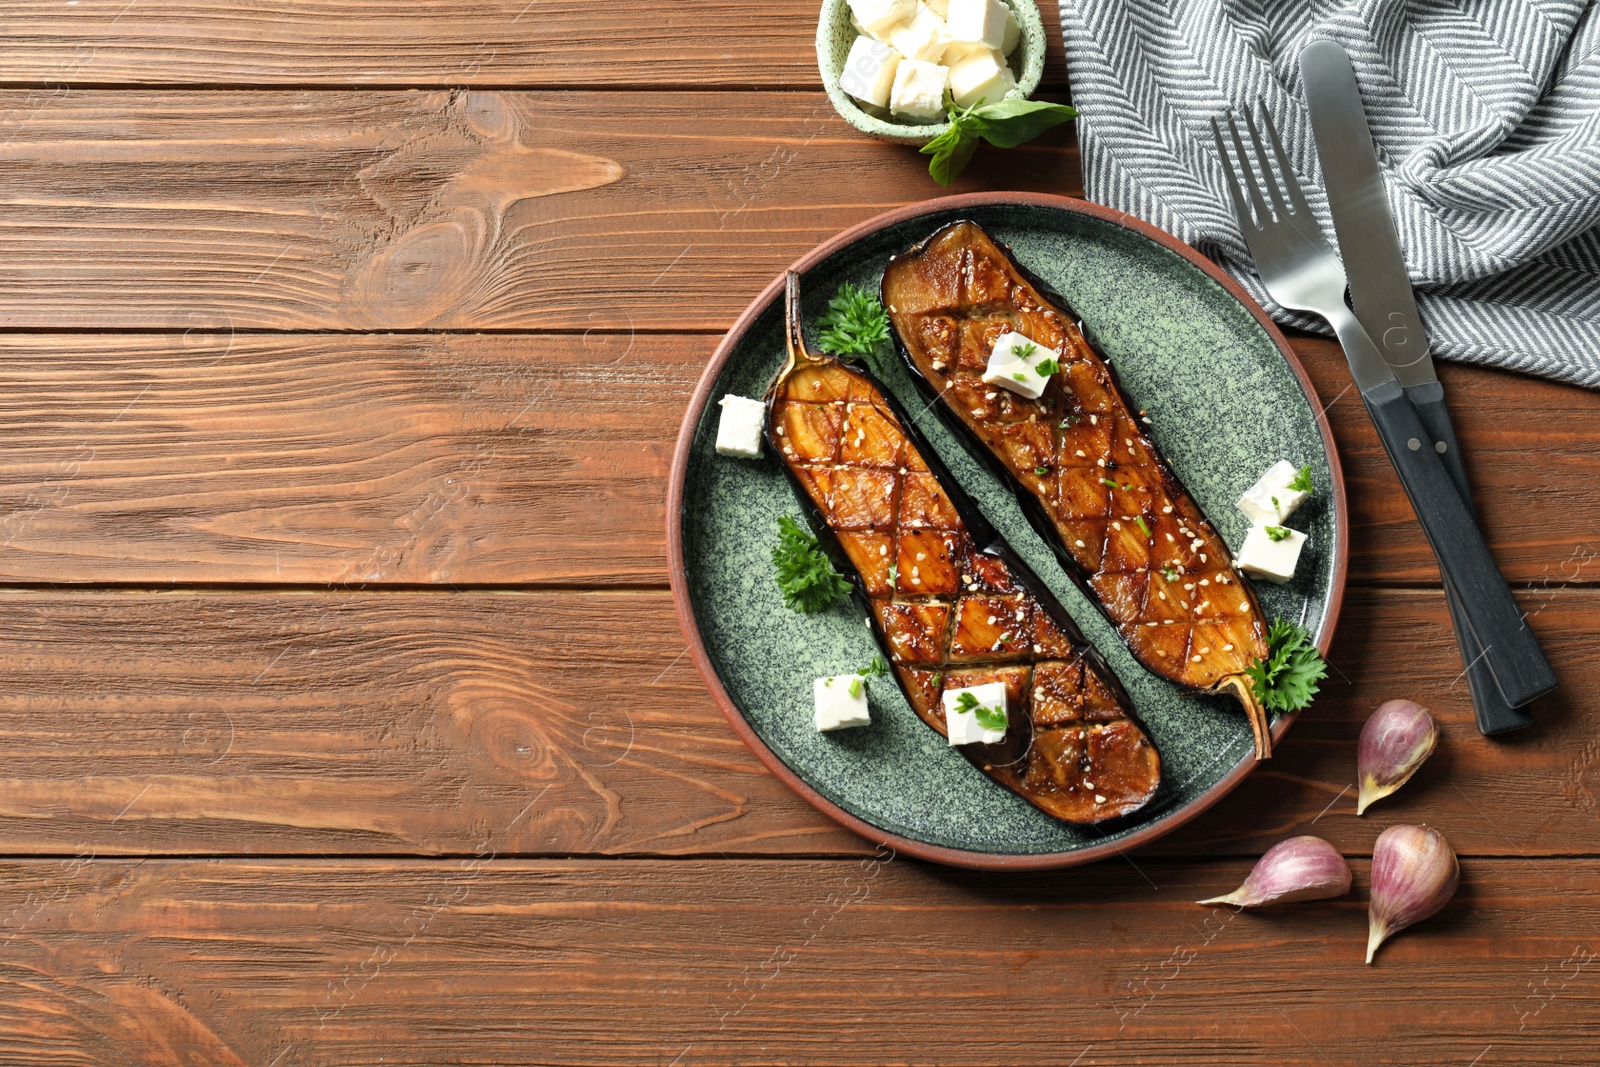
[1058,0,1600,387]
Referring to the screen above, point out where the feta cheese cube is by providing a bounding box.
[942,681,1008,745]
[1237,522,1307,584]
[814,674,872,732]
[924,0,948,17]
[981,330,1057,399]
[947,48,1015,108]
[890,59,948,119]
[848,0,916,39]
[715,394,766,459]
[1236,459,1310,524]
[946,0,1010,50]
[940,38,991,64]
[839,36,902,108]
[1000,6,1020,54]
[888,4,951,64]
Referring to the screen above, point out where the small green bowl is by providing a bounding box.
[816,0,1046,145]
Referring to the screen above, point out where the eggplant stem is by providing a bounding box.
[1220,674,1271,760]
[781,271,823,379]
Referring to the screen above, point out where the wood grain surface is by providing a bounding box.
[0,856,1590,1066]
[0,2,1595,1062]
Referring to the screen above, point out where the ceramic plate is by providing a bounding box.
[668,193,1347,869]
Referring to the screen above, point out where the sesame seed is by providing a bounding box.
[1183,583,1195,591]
[1198,646,1210,654]
[1074,539,1086,548]
[1158,591,1167,601]
[911,567,919,577]
[1097,458,1106,467]
[1200,579,1210,586]
[1162,505,1173,514]
[987,615,997,625]
[776,426,786,436]
[1191,654,1202,662]
[1089,415,1098,425]
[1223,643,1234,651]
[1032,643,1042,653]
[912,576,922,585]
[916,552,926,561]
[1111,521,1121,530]
[879,545,888,556]
[1165,533,1175,543]
[1095,794,1107,804]
[1075,449,1087,457]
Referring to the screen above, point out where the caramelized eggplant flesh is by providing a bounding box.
[881,221,1275,757]
[765,273,1159,824]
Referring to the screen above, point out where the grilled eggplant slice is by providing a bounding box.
[881,221,1276,758]
[765,271,1159,824]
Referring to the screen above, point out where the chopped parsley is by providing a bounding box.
[1264,525,1292,542]
[1134,516,1152,538]
[1287,464,1313,494]
[954,690,1007,731]
[1100,477,1119,488]
[1161,565,1180,582]
[1012,340,1038,359]
[862,654,888,677]
[848,677,864,699]
[771,515,850,613]
[1035,464,1052,477]
[1245,620,1328,714]
[1012,372,1028,382]
[1034,356,1060,376]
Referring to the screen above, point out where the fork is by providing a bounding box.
[1211,105,1556,709]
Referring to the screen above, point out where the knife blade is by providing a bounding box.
[1301,39,1555,726]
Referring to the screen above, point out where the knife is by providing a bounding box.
[1300,40,1556,727]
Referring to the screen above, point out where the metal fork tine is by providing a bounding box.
[1223,111,1270,228]
[1242,104,1289,220]
[1257,100,1312,218]
[1210,117,1255,231]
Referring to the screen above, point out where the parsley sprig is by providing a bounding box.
[1287,464,1314,494]
[954,690,1007,731]
[1245,620,1327,714]
[772,516,850,613]
[921,95,1079,185]
[816,282,891,374]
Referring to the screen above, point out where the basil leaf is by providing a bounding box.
[921,120,980,186]
[970,98,1078,149]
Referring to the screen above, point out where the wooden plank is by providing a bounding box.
[0,1,1070,89]
[0,587,1588,859]
[0,89,1078,331]
[0,333,1591,587]
[0,332,697,586]
[0,854,1589,1064]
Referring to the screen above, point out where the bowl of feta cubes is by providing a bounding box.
[818,0,1045,143]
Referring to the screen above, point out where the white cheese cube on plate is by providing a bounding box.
[814,674,872,732]
[1000,6,1020,54]
[942,681,1008,745]
[980,329,1057,399]
[1237,522,1307,584]
[890,59,948,119]
[715,394,766,459]
[888,4,951,64]
[946,0,1010,50]
[924,0,948,17]
[940,38,991,64]
[948,48,1015,108]
[848,0,916,39]
[1236,459,1310,524]
[839,36,902,108]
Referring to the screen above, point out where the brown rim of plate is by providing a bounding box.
[666,191,1350,871]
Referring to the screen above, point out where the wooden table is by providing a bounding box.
[0,5,1595,1063]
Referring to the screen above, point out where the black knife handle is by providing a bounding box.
[1404,380,1535,734]
[1364,379,1557,707]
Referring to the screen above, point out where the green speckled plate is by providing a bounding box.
[668,193,1347,869]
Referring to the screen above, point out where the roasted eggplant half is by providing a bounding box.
[765,271,1160,824]
[881,221,1275,758]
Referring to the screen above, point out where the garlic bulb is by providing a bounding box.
[1357,699,1438,815]
[1367,823,1459,963]
[1196,835,1352,908]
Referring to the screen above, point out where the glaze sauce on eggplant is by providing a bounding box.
[881,221,1275,757]
[764,272,1160,823]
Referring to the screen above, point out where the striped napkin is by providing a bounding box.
[1058,0,1600,387]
